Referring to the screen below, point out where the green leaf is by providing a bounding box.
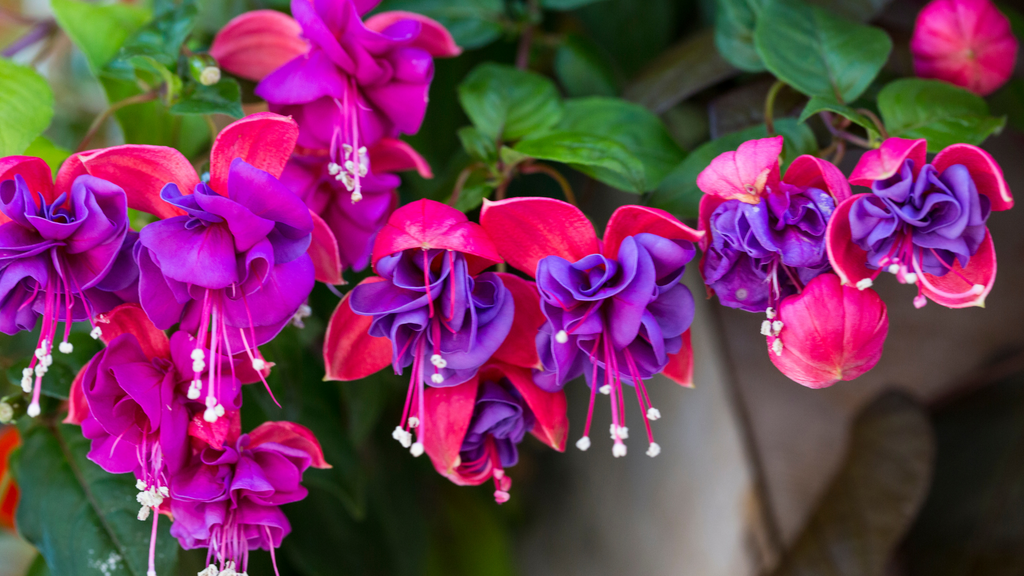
[424,486,515,576]
[646,118,815,219]
[457,126,497,164]
[626,30,737,114]
[458,63,563,143]
[799,95,880,140]
[771,392,934,576]
[575,0,679,77]
[878,78,1006,152]
[541,0,609,10]
[754,0,892,103]
[514,132,646,193]
[12,421,178,576]
[170,78,243,118]
[805,0,892,21]
[989,77,1024,133]
[50,0,150,74]
[373,0,504,49]
[555,34,618,98]
[0,60,54,157]
[558,97,685,190]
[453,173,494,213]
[112,0,197,67]
[26,554,50,576]
[23,137,71,176]
[715,0,765,72]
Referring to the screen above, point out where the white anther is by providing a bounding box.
[612,443,627,458]
[214,404,225,417]
[251,358,266,371]
[760,320,772,336]
[147,571,157,576]
[771,338,784,356]
[343,144,353,156]
[90,326,102,340]
[575,436,591,451]
[392,426,412,448]
[159,486,169,497]
[0,402,13,423]
[339,172,355,191]
[41,354,52,367]
[58,341,73,354]
[971,283,985,295]
[392,426,404,441]
[137,505,151,522]
[192,360,206,373]
[431,373,444,384]
[187,380,201,400]
[327,162,342,176]
[27,402,40,417]
[199,66,221,86]
[888,264,900,274]
[198,567,219,576]
[903,272,918,285]
[191,349,205,361]
[410,442,424,457]
[619,426,629,440]
[203,409,217,423]
[599,385,611,395]
[765,307,776,319]
[21,368,33,392]
[430,354,446,369]
[647,407,661,421]
[408,416,420,429]
[350,190,363,203]
[34,347,45,360]
[771,320,784,336]
[555,330,569,344]
[136,479,147,491]
[647,443,661,457]
[34,364,47,377]
[855,278,873,290]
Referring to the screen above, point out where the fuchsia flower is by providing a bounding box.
[829,137,1014,308]
[0,155,131,418]
[324,199,515,457]
[170,421,329,576]
[422,274,567,503]
[765,273,889,388]
[481,198,701,458]
[911,0,1018,96]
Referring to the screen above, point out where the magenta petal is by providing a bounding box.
[221,256,314,342]
[209,113,299,194]
[139,217,239,288]
[784,155,852,203]
[364,11,462,57]
[255,49,349,105]
[849,138,928,187]
[696,136,783,204]
[136,248,187,330]
[361,54,433,135]
[248,421,331,469]
[826,194,876,287]
[0,156,55,226]
[367,137,433,178]
[94,303,171,360]
[603,205,703,260]
[423,376,480,484]
[308,210,344,284]
[64,359,92,425]
[932,143,1013,211]
[210,10,309,82]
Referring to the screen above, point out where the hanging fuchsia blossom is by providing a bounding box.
[0,155,130,418]
[170,421,329,576]
[423,274,567,503]
[324,199,514,457]
[481,198,701,458]
[829,137,1014,308]
[911,0,1018,96]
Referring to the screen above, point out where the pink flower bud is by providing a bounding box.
[911,0,1018,96]
[766,273,888,389]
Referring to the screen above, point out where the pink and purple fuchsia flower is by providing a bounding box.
[481,198,701,458]
[829,138,1014,309]
[0,156,130,418]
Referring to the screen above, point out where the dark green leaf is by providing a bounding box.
[50,0,150,74]
[170,78,243,118]
[0,59,54,157]
[805,0,892,22]
[26,554,50,576]
[374,0,505,49]
[771,392,934,576]
[453,176,494,212]
[458,63,563,143]
[715,0,765,72]
[647,118,815,219]
[424,486,515,576]
[23,137,71,175]
[113,0,197,67]
[558,97,685,190]
[576,0,679,77]
[878,78,1006,152]
[989,77,1024,133]
[514,132,646,193]
[799,95,881,140]
[555,34,618,98]
[754,0,892,103]
[626,29,738,114]
[542,0,608,9]
[12,421,178,576]
[457,126,498,164]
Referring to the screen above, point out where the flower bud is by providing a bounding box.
[189,54,222,86]
[766,273,888,388]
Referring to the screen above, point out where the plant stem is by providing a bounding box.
[521,162,577,206]
[449,164,479,207]
[2,20,54,57]
[763,80,786,136]
[515,0,540,70]
[820,111,873,150]
[77,90,160,152]
[855,107,888,139]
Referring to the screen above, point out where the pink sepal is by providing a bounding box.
[57,146,199,219]
[848,138,927,187]
[491,273,544,369]
[63,358,93,425]
[603,205,702,259]
[373,198,502,274]
[826,195,875,287]
[920,230,996,308]
[480,197,599,278]
[490,362,568,452]
[210,10,308,82]
[784,155,852,203]
[423,377,482,485]
[323,279,392,381]
[933,144,1013,211]
[363,11,462,57]
[188,409,241,450]
[367,138,433,178]
[0,156,55,195]
[661,329,694,388]
[94,303,171,361]
[309,210,344,285]
[696,136,782,204]
[209,112,299,194]
[249,420,332,469]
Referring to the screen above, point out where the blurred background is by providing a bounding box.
[1,0,1023,574]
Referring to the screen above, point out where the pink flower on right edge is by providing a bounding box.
[911,0,1018,96]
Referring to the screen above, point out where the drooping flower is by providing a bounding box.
[68,113,316,420]
[696,136,851,314]
[212,1,459,204]
[0,426,19,531]
[170,421,329,575]
[829,138,1014,308]
[480,198,702,458]
[911,0,1018,96]
[0,156,130,417]
[323,199,514,457]
[422,274,567,503]
[765,273,889,388]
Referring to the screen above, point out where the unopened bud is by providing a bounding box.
[189,54,221,86]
